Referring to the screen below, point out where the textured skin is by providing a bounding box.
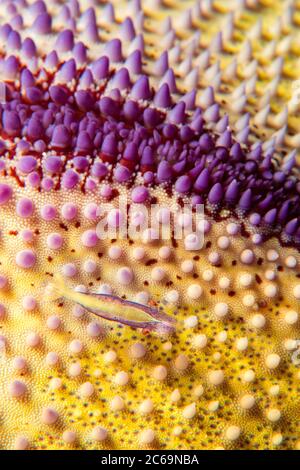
[0,0,300,451]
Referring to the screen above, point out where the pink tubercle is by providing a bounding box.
[8,380,27,398]
[47,233,63,250]
[0,183,12,205]
[40,204,57,221]
[16,250,36,269]
[83,203,99,220]
[20,229,34,243]
[62,263,77,277]
[16,198,34,218]
[0,275,8,289]
[100,184,113,198]
[81,229,98,247]
[61,203,78,220]
[22,296,37,311]
[0,303,5,319]
[107,208,124,228]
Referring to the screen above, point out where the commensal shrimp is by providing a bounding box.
[45,275,176,335]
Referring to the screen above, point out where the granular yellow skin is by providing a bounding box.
[0,184,300,450]
[1,0,300,451]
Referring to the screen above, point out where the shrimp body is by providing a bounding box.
[45,276,176,334]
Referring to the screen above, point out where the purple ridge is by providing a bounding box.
[79,69,93,88]
[180,126,194,142]
[103,3,115,23]
[282,151,296,173]
[101,133,118,157]
[182,90,196,110]
[58,5,71,22]
[258,194,273,211]
[21,38,36,59]
[264,208,277,225]
[199,133,214,153]
[51,125,71,149]
[32,12,51,34]
[131,34,144,53]
[2,110,21,136]
[90,56,109,80]
[285,218,298,236]
[143,108,162,128]
[57,59,77,82]
[154,84,172,108]
[73,42,87,64]
[20,68,35,88]
[175,175,192,194]
[173,159,186,174]
[204,103,220,123]
[66,18,76,32]
[190,115,204,133]
[3,55,19,79]
[225,179,239,203]
[216,115,229,133]
[8,30,21,50]
[0,24,12,41]
[163,124,177,139]
[157,161,173,183]
[86,22,99,42]
[124,142,138,161]
[26,117,44,140]
[81,7,97,26]
[208,183,223,204]
[111,67,131,90]
[168,101,186,125]
[249,144,262,160]
[238,188,252,211]
[230,142,244,161]
[161,68,177,93]
[29,0,47,16]
[154,51,169,77]
[68,0,79,16]
[104,38,123,62]
[141,147,154,166]
[123,100,140,122]
[120,17,136,41]
[45,50,58,69]
[49,85,69,105]
[217,130,232,148]
[55,29,74,53]
[194,168,210,192]
[278,201,291,223]
[125,50,142,75]
[75,90,94,111]
[25,86,43,103]
[99,96,120,119]
[11,14,24,31]
[76,131,93,153]
[131,76,152,101]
